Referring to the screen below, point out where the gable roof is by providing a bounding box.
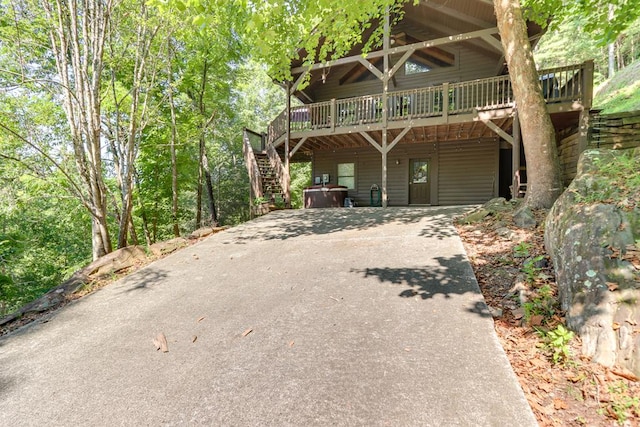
[288,0,544,102]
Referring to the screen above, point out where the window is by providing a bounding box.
[405,60,431,75]
[338,163,355,189]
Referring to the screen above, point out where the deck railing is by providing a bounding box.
[266,62,589,144]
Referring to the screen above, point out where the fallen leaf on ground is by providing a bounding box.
[607,282,619,291]
[197,316,205,322]
[242,328,253,337]
[529,314,544,326]
[554,398,568,410]
[192,335,197,343]
[538,382,553,392]
[153,332,169,352]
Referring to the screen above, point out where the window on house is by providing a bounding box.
[405,60,431,75]
[338,163,355,189]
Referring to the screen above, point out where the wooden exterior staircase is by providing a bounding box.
[242,128,288,216]
[254,153,284,203]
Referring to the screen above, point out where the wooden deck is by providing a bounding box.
[267,63,591,148]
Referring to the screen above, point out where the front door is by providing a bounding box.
[409,159,430,205]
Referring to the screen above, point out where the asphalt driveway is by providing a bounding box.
[0,207,537,426]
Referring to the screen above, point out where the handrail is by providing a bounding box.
[266,62,589,144]
[266,141,287,201]
[242,128,264,203]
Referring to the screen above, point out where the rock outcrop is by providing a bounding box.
[545,149,640,375]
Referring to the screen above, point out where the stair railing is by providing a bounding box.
[265,141,288,203]
[242,128,266,215]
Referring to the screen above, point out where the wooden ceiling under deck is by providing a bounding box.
[286,116,513,161]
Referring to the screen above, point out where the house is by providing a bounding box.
[243,0,594,211]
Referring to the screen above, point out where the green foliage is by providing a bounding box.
[525,0,640,45]
[0,172,91,316]
[599,380,640,424]
[594,59,640,113]
[253,196,268,206]
[571,150,640,209]
[290,162,312,209]
[523,284,556,322]
[537,324,574,365]
[514,241,532,258]
[522,255,545,283]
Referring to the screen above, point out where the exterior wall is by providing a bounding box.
[438,139,499,205]
[311,33,501,103]
[558,132,579,186]
[311,138,499,206]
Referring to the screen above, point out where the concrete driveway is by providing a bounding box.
[0,207,536,426]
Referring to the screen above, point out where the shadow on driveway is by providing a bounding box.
[224,206,472,243]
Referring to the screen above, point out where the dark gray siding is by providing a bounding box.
[312,39,500,102]
[438,139,499,205]
[312,143,441,206]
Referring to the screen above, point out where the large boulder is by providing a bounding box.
[149,237,188,257]
[545,149,640,375]
[83,245,148,278]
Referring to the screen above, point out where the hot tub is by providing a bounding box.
[303,185,349,208]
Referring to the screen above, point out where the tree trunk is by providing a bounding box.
[494,0,563,209]
[608,3,616,78]
[133,168,152,247]
[43,0,114,260]
[196,155,203,229]
[201,145,218,226]
[167,38,180,237]
[192,58,218,227]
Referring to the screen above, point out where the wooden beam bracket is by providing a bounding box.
[360,131,384,154]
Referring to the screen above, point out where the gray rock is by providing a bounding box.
[482,197,512,212]
[462,208,491,224]
[545,148,640,375]
[83,246,148,278]
[492,220,507,230]
[496,227,517,240]
[513,205,536,229]
[150,237,189,256]
[488,306,503,318]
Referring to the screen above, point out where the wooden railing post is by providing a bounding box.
[582,60,594,109]
[442,82,449,120]
[330,98,336,132]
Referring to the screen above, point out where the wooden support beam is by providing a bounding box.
[387,126,412,152]
[480,118,514,145]
[422,2,495,29]
[299,90,314,103]
[393,33,456,65]
[290,27,499,74]
[289,137,308,158]
[480,34,503,53]
[512,112,521,199]
[340,57,383,85]
[284,82,292,208]
[358,57,384,80]
[390,49,415,78]
[291,71,309,93]
[360,131,384,154]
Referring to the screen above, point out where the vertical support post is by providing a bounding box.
[512,111,521,199]
[381,7,390,208]
[442,82,449,121]
[330,98,336,132]
[582,60,594,110]
[578,60,594,154]
[284,81,292,208]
